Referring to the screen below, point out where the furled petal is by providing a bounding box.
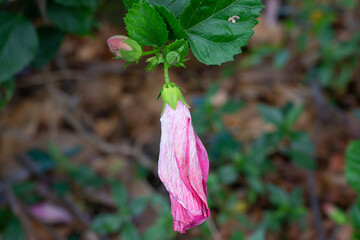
[158,101,210,233]
[107,35,132,55]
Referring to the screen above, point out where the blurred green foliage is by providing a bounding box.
[323,140,360,239]
[241,0,360,91]
[0,84,313,239]
[0,145,176,240]
[192,85,310,238]
[345,141,360,193]
[0,213,26,240]
[0,0,102,109]
[0,0,359,239]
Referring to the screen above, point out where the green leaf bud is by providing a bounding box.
[166,51,181,66]
[146,56,159,71]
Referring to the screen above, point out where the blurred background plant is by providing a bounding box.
[0,0,360,239]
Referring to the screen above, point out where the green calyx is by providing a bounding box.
[119,38,142,62]
[146,53,164,71]
[158,82,189,114]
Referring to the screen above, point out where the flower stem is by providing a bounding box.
[142,50,159,56]
[164,65,170,84]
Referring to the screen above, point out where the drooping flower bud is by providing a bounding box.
[158,82,189,114]
[158,100,210,233]
[107,35,142,62]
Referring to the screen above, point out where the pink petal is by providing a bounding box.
[29,202,72,224]
[107,35,132,55]
[158,101,210,233]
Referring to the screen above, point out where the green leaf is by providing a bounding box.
[47,2,96,35]
[288,154,310,172]
[154,6,187,40]
[231,230,245,240]
[267,184,289,206]
[91,214,123,235]
[354,109,360,121]
[327,206,348,225]
[71,166,104,187]
[143,214,174,240]
[0,79,15,110]
[123,0,139,10]
[31,27,65,68]
[111,181,128,210]
[27,149,55,172]
[3,217,26,240]
[284,104,304,128]
[345,140,360,193]
[340,0,358,8]
[246,176,264,194]
[333,65,352,89]
[289,188,304,206]
[249,227,265,240]
[149,194,170,214]
[53,0,99,8]
[146,55,161,71]
[351,199,360,229]
[258,104,284,126]
[217,165,238,184]
[164,39,189,58]
[0,12,38,82]
[120,223,141,240]
[180,0,263,65]
[289,132,316,170]
[221,101,244,113]
[0,209,12,229]
[130,197,148,216]
[148,0,190,18]
[274,49,290,69]
[13,183,40,205]
[124,2,168,47]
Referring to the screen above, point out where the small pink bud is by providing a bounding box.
[107,35,142,62]
[107,35,132,54]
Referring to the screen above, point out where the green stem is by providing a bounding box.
[142,50,159,56]
[164,65,170,84]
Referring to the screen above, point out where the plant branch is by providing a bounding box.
[164,65,170,84]
[52,53,158,175]
[36,0,48,22]
[142,49,160,56]
[307,78,327,240]
[206,216,223,240]
[306,171,326,240]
